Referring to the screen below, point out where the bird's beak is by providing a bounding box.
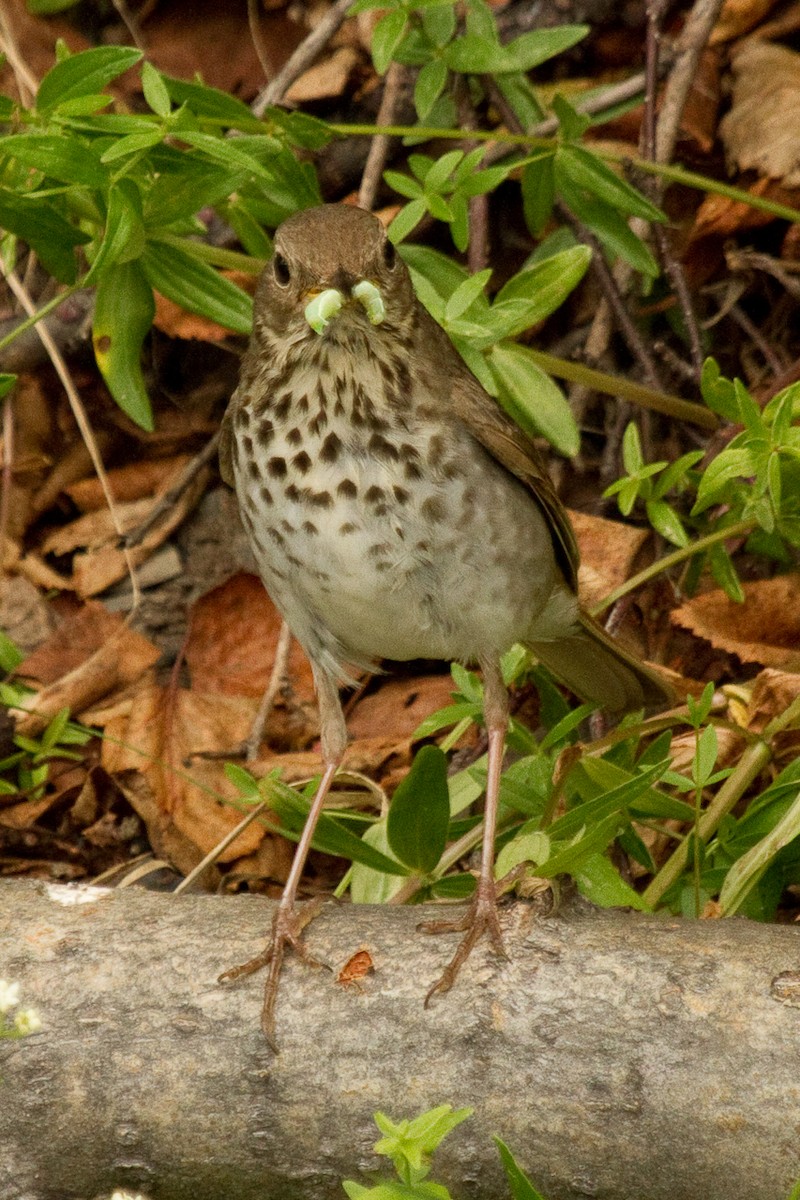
[303,281,386,335]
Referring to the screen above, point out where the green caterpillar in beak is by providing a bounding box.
[304,281,386,335]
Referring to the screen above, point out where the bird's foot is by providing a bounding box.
[218,897,328,1050]
[419,879,508,1008]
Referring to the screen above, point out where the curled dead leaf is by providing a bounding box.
[672,575,800,672]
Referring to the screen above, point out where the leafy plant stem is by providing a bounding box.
[523,348,716,429]
[592,517,756,616]
[387,821,485,905]
[640,697,800,908]
[329,123,800,226]
[155,232,263,274]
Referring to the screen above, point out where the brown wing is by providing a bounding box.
[218,403,236,488]
[418,311,580,591]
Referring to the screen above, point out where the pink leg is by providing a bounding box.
[422,655,509,1006]
[219,666,346,1048]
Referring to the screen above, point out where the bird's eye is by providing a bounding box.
[273,253,291,287]
[382,240,396,270]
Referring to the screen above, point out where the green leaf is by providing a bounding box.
[414,60,448,120]
[489,343,579,456]
[99,129,164,162]
[0,375,17,402]
[386,745,450,874]
[494,1138,548,1200]
[558,181,659,277]
[388,198,427,244]
[171,131,278,181]
[693,723,718,788]
[384,170,425,201]
[493,245,591,333]
[505,25,588,71]
[521,154,555,236]
[86,178,146,280]
[162,75,265,132]
[720,786,800,915]
[574,852,649,910]
[36,46,142,112]
[425,149,464,192]
[552,93,591,141]
[693,447,758,512]
[0,630,23,672]
[268,777,409,875]
[645,499,689,547]
[556,145,664,221]
[0,189,88,283]
[443,33,506,73]
[92,259,155,431]
[141,239,253,334]
[350,820,406,904]
[495,830,551,878]
[700,358,739,420]
[372,8,408,74]
[443,269,492,323]
[0,134,108,188]
[141,61,172,118]
[707,543,745,603]
[422,3,456,46]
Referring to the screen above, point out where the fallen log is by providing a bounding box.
[1,879,800,1200]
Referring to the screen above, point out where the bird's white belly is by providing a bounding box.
[235,406,561,672]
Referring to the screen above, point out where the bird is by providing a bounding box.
[218,202,672,1046]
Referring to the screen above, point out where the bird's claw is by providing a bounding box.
[219,897,329,1050]
[420,884,508,1008]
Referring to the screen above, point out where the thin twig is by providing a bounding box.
[728,305,785,379]
[247,0,273,84]
[124,431,221,548]
[655,0,726,168]
[0,392,13,581]
[654,224,704,375]
[253,0,360,113]
[453,76,489,274]
[173,801,270,895]
[358,62,405,212]
[560,207,663,391]
[245,619,293,762]
[0,10,38,105]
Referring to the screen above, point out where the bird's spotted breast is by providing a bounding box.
[232,341,558,674]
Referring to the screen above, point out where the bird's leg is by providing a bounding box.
[422,655,510,1006]
[219,666,346,1048]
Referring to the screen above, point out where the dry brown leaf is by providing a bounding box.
[672,575,800,671]
[69,466,210,597]
[347,675,456,741]
[17,601,158,687]
[678,48,722,154]
[41,500,152,557]
[689,176,794,241]
[185,572,316,703]
[720,41,800,185]
[569,510,649,608]
[285,46,360,102]
[711,0,782,43]
[745,668,800,732]
[101,683,265,861]
[65,455,191,511]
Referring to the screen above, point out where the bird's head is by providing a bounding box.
[252,204,416,355]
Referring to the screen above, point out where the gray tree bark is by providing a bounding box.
[1,879,800,1200]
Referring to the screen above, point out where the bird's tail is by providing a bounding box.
[527,611,673,714]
